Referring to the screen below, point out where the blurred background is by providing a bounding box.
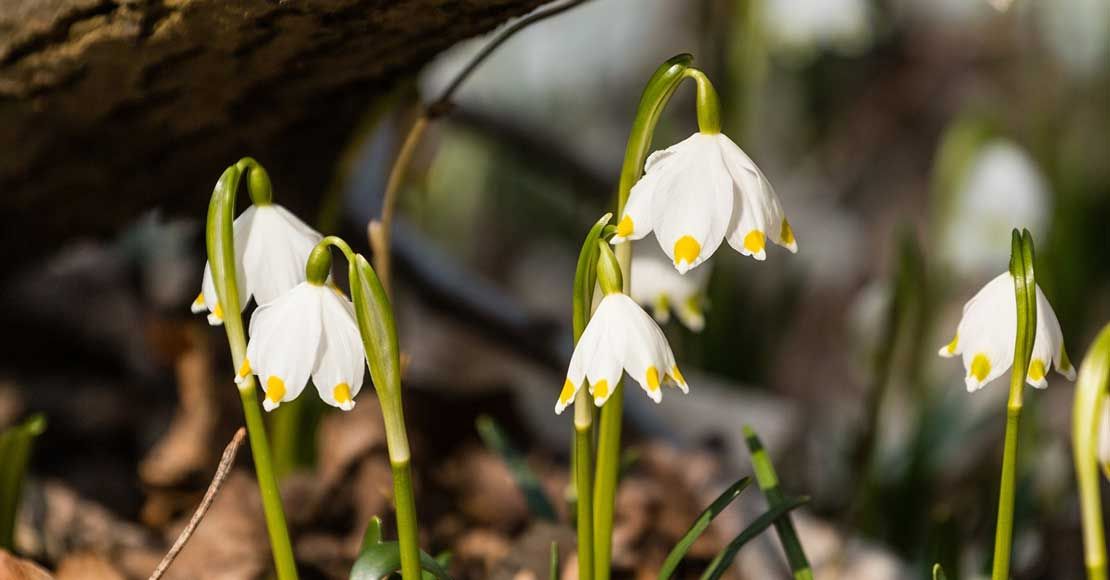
[2,0,1110,578]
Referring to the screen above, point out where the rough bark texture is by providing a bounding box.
[0,0,547,269]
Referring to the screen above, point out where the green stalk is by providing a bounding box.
[315,236,421,580]
[743,426,812,579]
[1073,323,1110,580]
[991,230,1037,580]
[207,161,298,580]
[595,54,721,580]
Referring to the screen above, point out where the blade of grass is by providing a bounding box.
[933,563,948,580]
[743,426,812,580]
[550,542,559,580]
[0,413,46,552]
[476,415,557,521]
[658,477,751,580]
[699,496,810,580]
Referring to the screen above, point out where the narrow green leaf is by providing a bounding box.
[0,414,46,551]
[476,415,557,521]
[658,477,751,580]
[573,213,612,341]
[350,542,452,580]
[933,563,948,580]
[699,496,810,580]
[361,516,384,550]
[421,552,452,580]
[744,427,812,579]
[550,542,559,580]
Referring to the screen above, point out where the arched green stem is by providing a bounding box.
[311,235,421,580]
[1073,323,1110,580]
[206,161,297,580]
[683,69,721,134]
[991,229,1037,580]
[595,54,706,580]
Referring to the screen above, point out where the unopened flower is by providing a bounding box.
[611,132,796,273]
[240,281,365,411]
[191,204,322,325]
[630,242,711,331]
[938,272,1075,392]
[555,293,688,414]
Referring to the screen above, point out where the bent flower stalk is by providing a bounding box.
[938,271,1075,392]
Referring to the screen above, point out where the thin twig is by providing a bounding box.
[148,428,247,580]
[371,0,591,296]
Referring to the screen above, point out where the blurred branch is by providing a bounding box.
[372,0,593,296]
[149,428,246,580]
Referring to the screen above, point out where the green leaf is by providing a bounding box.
[361,516,384,550]
[350,542,452,580]
[0,414,46,551]
[1071,322,1110,576]
[476,415,557,521]
[572,213,612,341]
[658,477,751,580]
[550,542,559,580]
[933,563,948,580]
[699,496,810,580]
[744,427,812,579]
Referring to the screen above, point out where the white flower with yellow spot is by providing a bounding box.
[555,292,688,414]
[610,132,797,273]
[191,204,323,325]
[938,272,1075,392]
[630,241,711,331]
[239,280,365,412]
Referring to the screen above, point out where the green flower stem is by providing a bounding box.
[743,427,812,580]
[595,54,697,580]
[991,230,1037,580]
[574,396,595,580]
[207,162,298,580]
[318,236,420,580]
[1073,323,1110,580]
[683,69,721,135]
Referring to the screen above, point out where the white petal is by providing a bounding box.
[557,298,606,414]
[241,205,323,307]
[311,291,365,411]
[245,283,323,411]
[955,273,1017,392]
[584,296,628,407]
[717,134,794,259]
[615,295,677,403]
[652,135,733,273]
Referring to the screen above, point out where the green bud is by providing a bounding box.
[596,241,624,295]
[305,242,333,285]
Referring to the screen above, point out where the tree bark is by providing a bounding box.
[0,0,548,269]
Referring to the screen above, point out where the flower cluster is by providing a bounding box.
[194,200,365,412]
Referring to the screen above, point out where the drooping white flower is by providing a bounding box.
[555,293,688,414]
[191,204,323,325]
[938,272,1075,392]
[611,132,796,273]
[630,241,711,331]
[240,281,365,411]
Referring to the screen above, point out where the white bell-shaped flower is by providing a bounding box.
[240,281,365,411]
[555,293,688,414]
[630,241,711,331]
[191,204,323,325]
[938,272,1075,392]
[610,132,797,273]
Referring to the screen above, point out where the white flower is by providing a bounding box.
[240,281,365,411]
[938,272,1075,392]
[191,204,322,325]
[611,132,796,273]
[630,241,711,331]
[555,293,688,414]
